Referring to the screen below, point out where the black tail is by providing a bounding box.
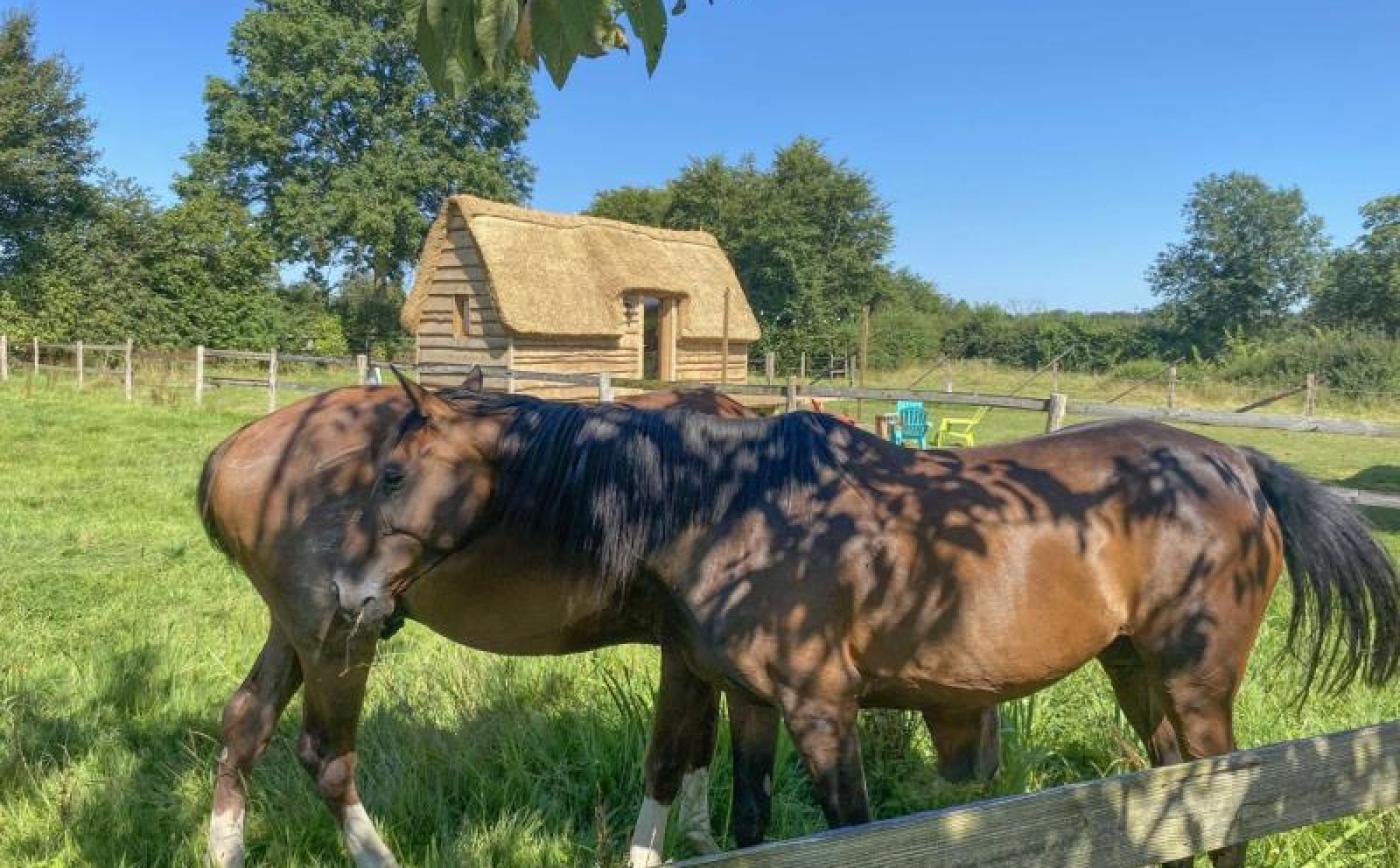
[1245,449,1400,698]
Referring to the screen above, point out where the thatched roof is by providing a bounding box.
[401,195,761,341]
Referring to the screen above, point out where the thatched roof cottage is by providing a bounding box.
[401,195,761,395]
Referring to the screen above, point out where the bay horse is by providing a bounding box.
[361,375,1400,867]
[199,374,747,867]
[199,372,999,867]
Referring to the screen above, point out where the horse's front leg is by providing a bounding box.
[726,691,780,848]
[296,625,398,868]
[631,646,721,867]
[208,621,303,867]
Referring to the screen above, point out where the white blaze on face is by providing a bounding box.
[341,803,400,868]
[628,796,670,868]
[678,767,721,854]
[207,803,246,868]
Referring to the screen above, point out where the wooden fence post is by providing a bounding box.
[75,340,84,390]
[0,335,7,382]
[123,338,133,400]
[1167,364,1177,411]
[267,348,279,414]
[32,337,39,379]
[1046,392,1068,433]
[1305,373,1317,417]
[799,352,807,382]
[194,345,205,405]
[765,352,775,385]
[859,304,870,386]
[720,288,730,385]
[785,375,798,414]
[356,353,368,385]
[598,371,614,403]
[944,361,953,393]
[1050,359,1059,394]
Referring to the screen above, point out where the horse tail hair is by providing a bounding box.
[1244,448,1400,698]
[196,433,238,560]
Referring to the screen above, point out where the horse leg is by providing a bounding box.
[208,621,303,868]
[780,695,870,828]
[1160,671,1243,868]
[1097,637,1191,868]
[921,704,1001,783]
[1098,637,1183,767]
[296,638,398,868]
[727,691,781,848]
[630,648,721,867]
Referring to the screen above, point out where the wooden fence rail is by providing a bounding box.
[676,720,1400,868]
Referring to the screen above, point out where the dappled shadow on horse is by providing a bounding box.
[198,371,776,867]
[363,371,1400,868]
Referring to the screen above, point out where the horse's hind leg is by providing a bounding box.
[296,636,398,868]
[1131,624,1256,867]
[1097,637,1182,768]
[209,621,303,868]
[631,647,721,867]
[781,694,871,829]
[921,704,1001,783]
[1097,637,1192,868]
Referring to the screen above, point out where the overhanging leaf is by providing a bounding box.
[529,0,576,89]
[474,0,519,74]
[622,0,667,74]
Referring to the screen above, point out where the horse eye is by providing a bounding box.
[382,464,407,492]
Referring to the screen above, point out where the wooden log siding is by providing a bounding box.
[677,720,1400,868]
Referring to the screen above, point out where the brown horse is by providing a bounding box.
[199,375,754,867]
[199,373,1001,866]
[362,377,1400,867]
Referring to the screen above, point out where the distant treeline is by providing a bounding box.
[4,7,1399,392]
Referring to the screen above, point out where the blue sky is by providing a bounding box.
[29,1,1400,311]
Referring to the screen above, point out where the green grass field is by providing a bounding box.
[2,378,1398,866]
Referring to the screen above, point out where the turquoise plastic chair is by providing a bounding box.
[891,400,929,449]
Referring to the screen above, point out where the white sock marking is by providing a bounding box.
[341,803,400,868]
[628,796,670,867]
[678,767,721,854]
[207,804,245,868]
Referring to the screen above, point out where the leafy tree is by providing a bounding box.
[0,11,96,275]
[590,138,902,364]
[332,271,415,357]
[587,185,673,226]
[1312,195,1400,334]
[1148,172,1328,355]
[183,0,537,295]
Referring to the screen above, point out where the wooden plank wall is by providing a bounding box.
[416,213,509,387]
[676,339,749,384]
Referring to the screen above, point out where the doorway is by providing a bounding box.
[639,295,676,381]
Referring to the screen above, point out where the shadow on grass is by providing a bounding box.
[3,642,1150,866]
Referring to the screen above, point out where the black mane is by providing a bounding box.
[444,392,853,597]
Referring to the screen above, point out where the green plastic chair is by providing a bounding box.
[935,405,990,447]
[891,400,929,449]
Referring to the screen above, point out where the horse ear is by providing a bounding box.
[460,365,484,392]
[390,365,455,422]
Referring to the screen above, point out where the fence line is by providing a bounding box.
[675,720,1400,867]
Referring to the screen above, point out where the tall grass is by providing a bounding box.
[1,381,1398,865]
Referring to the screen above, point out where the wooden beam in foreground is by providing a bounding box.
[678,721,1400,868]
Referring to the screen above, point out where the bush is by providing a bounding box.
[1214,328,1400,393]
